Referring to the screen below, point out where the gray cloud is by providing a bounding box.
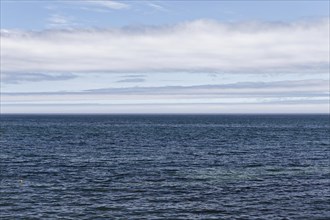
[121,74,147,78]
[2,79,328,113]
[3,79,328,98]
[116,78,146,83]
[84,79,328,95]
[1,73,77,84]
[2,99,328,106]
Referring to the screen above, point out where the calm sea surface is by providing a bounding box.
[0,114,329,219]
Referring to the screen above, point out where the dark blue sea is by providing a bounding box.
[0,114,329,219]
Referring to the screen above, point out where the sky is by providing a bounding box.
[1,0,329,114]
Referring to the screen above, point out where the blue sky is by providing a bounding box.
[1,0,329,113]
[2,1,329,29]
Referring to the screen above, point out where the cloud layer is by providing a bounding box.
[1,19,329,74]
[1,73,77,84]
[3,79,328,102]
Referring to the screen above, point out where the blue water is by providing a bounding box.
[0,114,329,219]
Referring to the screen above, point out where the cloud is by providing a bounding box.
[2,79,328,114]
[2,102,329,114]
[82,0,130,10]
[47,14,76,28]
[121,74,147,78]
[1,73,77,84]
[83,79,329,97]
[3,79,328,97]
[1,19,329,75]
[48,14,69,26]
[145,1,168,12]
[116,78,145,83]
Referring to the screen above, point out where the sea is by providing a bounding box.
[0,114,329,219]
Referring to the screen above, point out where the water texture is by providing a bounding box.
[0,114,329,219]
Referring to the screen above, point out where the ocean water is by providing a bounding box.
[0,114,329,219]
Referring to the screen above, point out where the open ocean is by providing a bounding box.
[0,114,329,219]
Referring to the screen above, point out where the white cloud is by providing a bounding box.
[47,14,77,28]
[145,1,168,12]
[1,19,329,74]
[83,0,130,10]
[48,14,69,25]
